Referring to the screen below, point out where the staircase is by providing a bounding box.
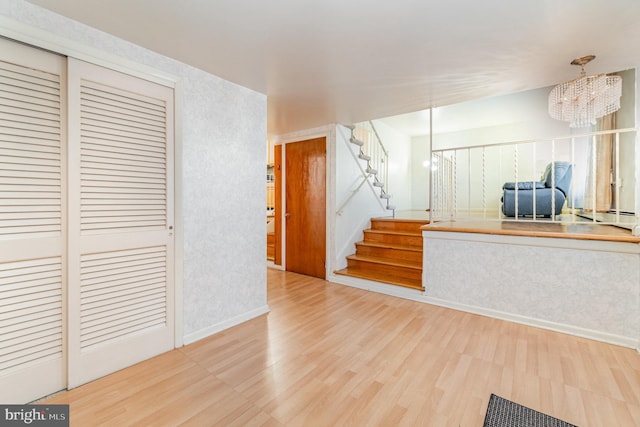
[339,124,395,214]
[335,217,428,290]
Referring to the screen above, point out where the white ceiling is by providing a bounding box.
[26,0,640,136]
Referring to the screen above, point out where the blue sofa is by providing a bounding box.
[502,162,572,217]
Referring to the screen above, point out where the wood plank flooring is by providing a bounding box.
[45,269,640,426]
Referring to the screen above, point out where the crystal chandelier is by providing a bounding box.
[548,55,622,128]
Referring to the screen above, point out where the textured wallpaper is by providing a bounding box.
[423,234,640,342]
[1,0,268,338]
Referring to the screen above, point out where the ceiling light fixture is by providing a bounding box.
[548,55,622,128]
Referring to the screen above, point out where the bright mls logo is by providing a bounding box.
[0,405,69,427]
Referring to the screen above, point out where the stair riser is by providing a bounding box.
[355,244,422,263]
[371,219,426,233]
[364,231,422,247]
[334,268,423,290]
[346,259,422,280]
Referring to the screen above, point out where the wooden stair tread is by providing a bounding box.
[364,229,422,237]
[355,240,422,252]
[335,267,424,291]
[346,254,421,269]
[340,217,426,291]
[372,218,429,224]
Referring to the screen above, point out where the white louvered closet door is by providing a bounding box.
[67,59,174,388]
[0,38,67,403]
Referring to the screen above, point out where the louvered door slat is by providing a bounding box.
[80,195,165,203]
[81,83,165,112]
[80,94,165,119]
[0,60,63,233]
[0,280,60,299]
[80,316,165,350]
[81,173,165,184]
[81,299,164,325]
[0,126,59,142]
[80,289,164,320]
[82,141,166,159]
[83,137,166,158]
[0,133,61,147]
[81,280,165,307]
[0,80,60,103]
[0,148,60,163]
[86,182,165,192]
[0,141,60,154]
[81,123,165,145]
[82,261,165,282]
[1,327,62,353]
[0,61,60,87]
[80,246,165,262]
[81,251,165,271]
[80,212,166,222]
[0,113,60,131]
[0,340,62,373]
[80,294,165,324]
[68,58,173,389]
[0,256,62,370]
[0,96,59,116]
[81,184,165,193]
[81,100,165,125]
[0,302,61,324]
[81,129,166,150]
[82,111,166,137]
[0,91,60,114]
[0,313,60,335]
[0,106,59,123]
[82,305,165,333]
[81,308,165,335]
[0,39,65,403]
[82,279,167,306]
[82,154,166,170]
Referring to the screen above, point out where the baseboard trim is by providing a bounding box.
[182,304,270,345]
[328,273,425,300]
[327,274,638,349]
[423,296,638,349]
[267,262,284,270]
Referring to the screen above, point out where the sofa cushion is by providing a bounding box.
[542,161,572,191]
[503,181,546,191]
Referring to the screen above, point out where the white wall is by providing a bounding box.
[331,121,413,269]
[334,125,388,268]
[432,87,570,150]
[411,135,430,210]
[614,68,636,213]
[1,0,268,343]
[371,120,413,210]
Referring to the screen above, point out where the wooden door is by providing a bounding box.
[66,59,175,388]
[285,138,326,278]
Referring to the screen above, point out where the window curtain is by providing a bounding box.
[583,113,615,212]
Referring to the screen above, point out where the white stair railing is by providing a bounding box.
[429,128,639,234]
[336,122,394,215]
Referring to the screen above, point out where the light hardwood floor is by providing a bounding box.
[46,269,640,426]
